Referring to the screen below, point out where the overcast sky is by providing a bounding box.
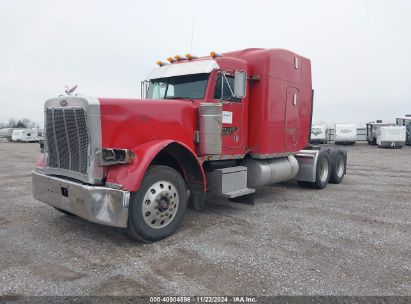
[0,0,410,127]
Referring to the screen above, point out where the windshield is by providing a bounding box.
[147,73,209,100]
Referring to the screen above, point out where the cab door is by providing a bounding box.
[214,73,245,149]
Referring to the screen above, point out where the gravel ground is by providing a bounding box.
[0,142,410,296]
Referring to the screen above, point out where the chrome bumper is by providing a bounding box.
[32,171,130,228]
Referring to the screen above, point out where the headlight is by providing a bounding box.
[97,148,135,166]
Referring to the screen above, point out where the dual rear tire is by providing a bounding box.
[298,149,346,189]
[329,150,346,184]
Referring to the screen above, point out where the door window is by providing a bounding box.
[214,74,241,102]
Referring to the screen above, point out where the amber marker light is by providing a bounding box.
[210,51,222,58]
[174,54,187,61]
[185,53,198,60]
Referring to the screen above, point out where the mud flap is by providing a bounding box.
[189,189,206,212]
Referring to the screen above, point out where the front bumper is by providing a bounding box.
[32,171,130,228]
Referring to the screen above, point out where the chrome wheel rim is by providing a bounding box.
[336,156,344,177]
[141,181,179,229]
[319,158,329,182]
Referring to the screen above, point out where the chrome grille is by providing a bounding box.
[46,108,89,175]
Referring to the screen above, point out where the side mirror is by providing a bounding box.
[233,70,246,98]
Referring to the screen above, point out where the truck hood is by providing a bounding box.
[98,98,198,151]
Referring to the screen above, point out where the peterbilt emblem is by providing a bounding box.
[60,100,68,107]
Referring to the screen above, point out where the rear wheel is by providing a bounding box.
[309,151,330,189]
[329,150,346,184]
[126,165,188,242]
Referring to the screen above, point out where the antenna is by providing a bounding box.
[190,19,194,53]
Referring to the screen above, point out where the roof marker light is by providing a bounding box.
[174,54,187,61]
[210,51,222,58]
[167,57,176,63]
[185,53,198,60]
[156,61,168,66]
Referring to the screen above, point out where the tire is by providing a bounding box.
[309,151,330,189]
[126,165,188,242]
[53,207,74,216]
[297,181,310,187]
[329,150,346,184]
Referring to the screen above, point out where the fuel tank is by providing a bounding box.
[241,156,299,188]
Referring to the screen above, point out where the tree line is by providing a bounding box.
[0,118,40,129]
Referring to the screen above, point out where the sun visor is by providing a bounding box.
[147,60,220,80]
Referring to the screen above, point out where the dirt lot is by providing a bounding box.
[0,142,410,296]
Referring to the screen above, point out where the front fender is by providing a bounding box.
[105,140,205,192]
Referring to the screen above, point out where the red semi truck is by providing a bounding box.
[32,48,347,242]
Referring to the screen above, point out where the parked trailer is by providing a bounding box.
[0,128,14,141]
[310,124,328,144]
[334,123,357,145]
[396,116,411,145]
[376,126,406,148]
[12,128,44,142]
[366,121,394,145]
[35,129,44,142]
[32,48,348,242]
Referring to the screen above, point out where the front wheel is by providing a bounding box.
[126,165,188,242]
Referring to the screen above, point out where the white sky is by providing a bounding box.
[0,0,410,127]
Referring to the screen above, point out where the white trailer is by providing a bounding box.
[376,126,406,148]
[11,128,44,142]
[0,128,14,141]
[366,121,394,145]
[396,116,411,145]
[35,128,44,141]
[334,123,357,145]
[310,124,328,144]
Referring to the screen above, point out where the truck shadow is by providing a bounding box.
[48,185,302,246]
[51,212,138,246]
